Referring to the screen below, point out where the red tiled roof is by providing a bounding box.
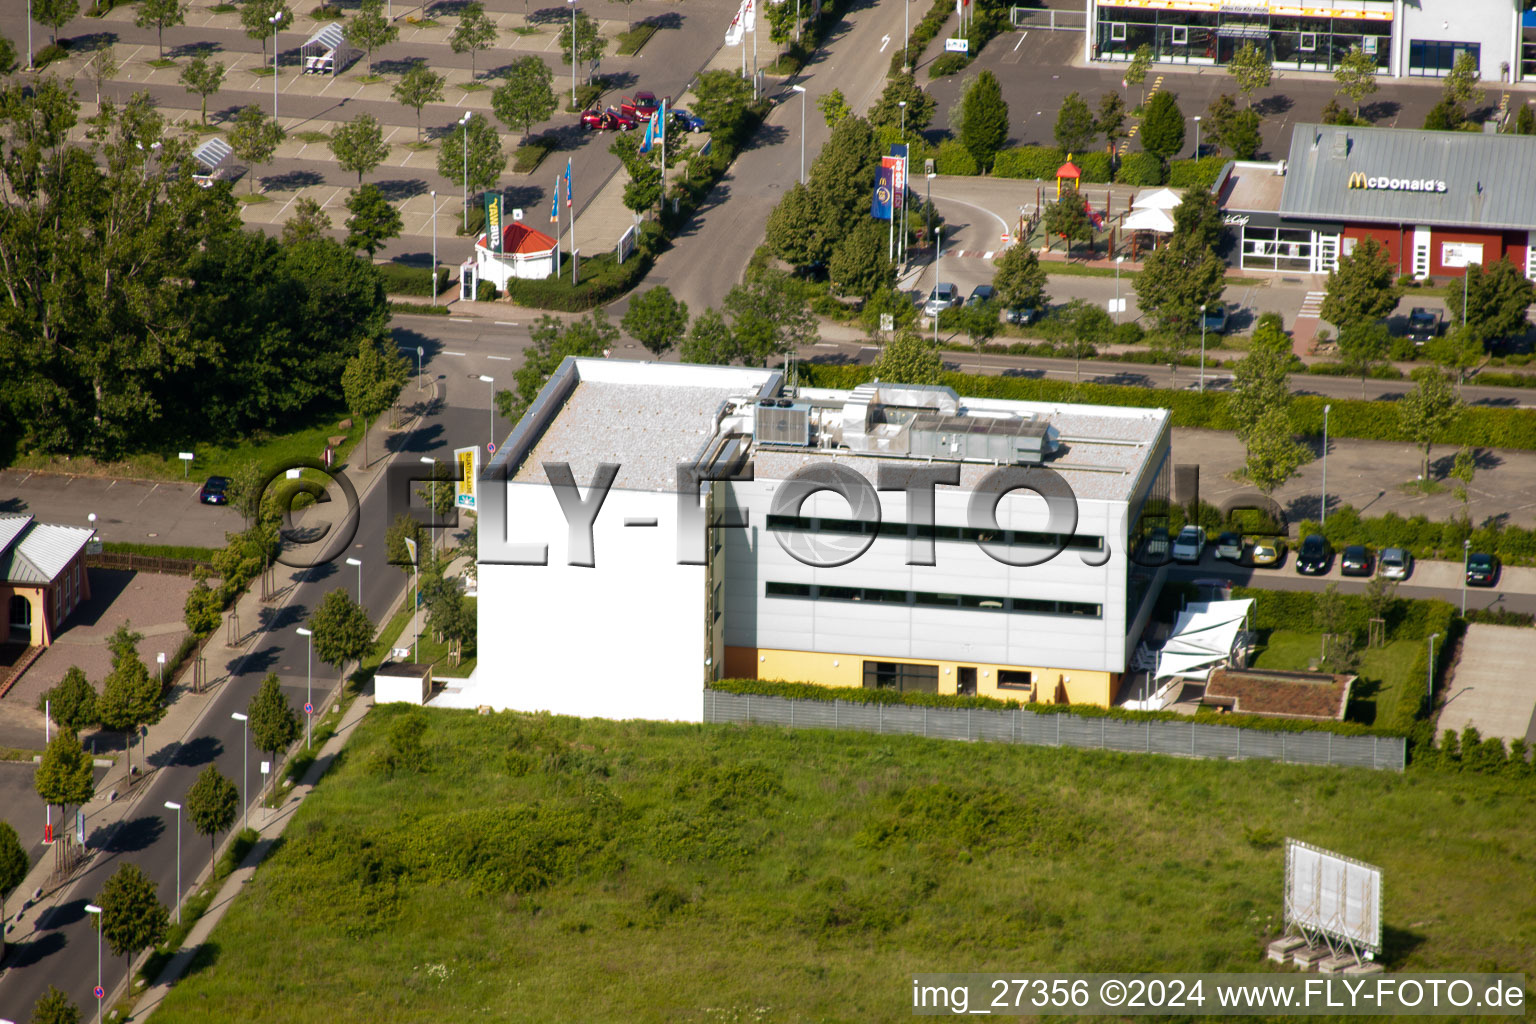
[482,222,557,255]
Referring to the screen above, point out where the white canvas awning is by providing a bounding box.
[1155,598,1252,680]
[1122,206,1176,233]
[1132,187,1182,210]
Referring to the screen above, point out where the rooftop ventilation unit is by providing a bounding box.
[756,402,812,446]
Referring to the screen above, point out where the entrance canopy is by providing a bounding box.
[1155,598,1253,680]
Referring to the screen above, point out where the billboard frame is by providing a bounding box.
[1283,838,1383,961]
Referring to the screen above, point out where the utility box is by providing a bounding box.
[375,662,432,705]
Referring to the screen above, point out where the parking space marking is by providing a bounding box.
[487,354,512,360]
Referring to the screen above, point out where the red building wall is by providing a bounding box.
[1342,224,1528,277]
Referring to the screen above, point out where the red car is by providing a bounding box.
[580,107,636,131]
[621,91,670,120]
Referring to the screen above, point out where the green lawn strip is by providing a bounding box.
[101,541,221,561]
[10,410,362,482]
[614,22,658,55]
[136,828,260,988]
[148,710,1536,1023]
[513,137,557,174]
[1250,631,1419,728]
[0,746,43,762]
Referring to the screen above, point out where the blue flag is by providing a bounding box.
[640,111,655,153]
[871,166,894,220]
[549,176,558,223]
[564,158,573,208]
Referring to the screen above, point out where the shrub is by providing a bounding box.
[933,138,979,176]
[992,145,1065,180]
[377,263,449,297]
[928,52,970,78]
[1114,151,1163,186]
[1166,156,1228,190]
[475,280,499,302]
[1076,151,1113,183]
[501,248,653,311]
[33,43,68,68]
[512,136,557,174]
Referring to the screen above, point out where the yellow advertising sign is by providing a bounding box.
[455,446,478,509]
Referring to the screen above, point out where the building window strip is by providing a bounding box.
[862,660,939,693]
[765,513,1103,551]
[765,581,1102,619]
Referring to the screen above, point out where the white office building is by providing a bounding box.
[476,359,1171,722]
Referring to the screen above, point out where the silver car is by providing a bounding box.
[1378,547,1412,580]
[923,283,959,317]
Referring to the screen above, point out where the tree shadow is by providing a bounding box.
[528,5,570,24]
[167,40,220,59]
[230,642,282,677]
[430,0,473,14]
[1358,100,1400,123]
[171,733,224,767]
[1468,395,1521,407]
[501,183,545,208]
[1085,371,1154,387]
[184,940,222,978]
[264,169,326,190]
[372,57,421,77]
[1282,493,1332,523]
[2,929,66,969]
[372,177,427,202]
[52,568,133,632]
[603,70,639,92]
[1252,94,1292,117]
[70,31,119,51]
[35,897,92,931]
[0,495,25,512]
[388,419,445,455]
[101,814,165,854]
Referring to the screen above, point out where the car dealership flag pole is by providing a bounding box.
[551,174,561,276]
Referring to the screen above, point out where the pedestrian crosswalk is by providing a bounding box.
[1296,290,1326,319]
[1119,75,1164,157]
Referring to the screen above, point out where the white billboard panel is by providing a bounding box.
[1285,839,1382,952]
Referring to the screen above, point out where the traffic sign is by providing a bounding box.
[95,986,105,1000]
[1001,233,1012,245]
[43,823,53,845]
[304,702,314,716]
[486,441,497,454]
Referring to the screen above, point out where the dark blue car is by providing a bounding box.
[670,108,707,133]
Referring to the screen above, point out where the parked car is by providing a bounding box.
[580,107,637,131]
[1406,307,1444,344]
[1378,546,1413,580]
[1295,533,1331,575]
[1250,537,1285,567]
[1340,544,1373,576]
[1466,552,1499,586]
[1143,527,1170,561]
[1201,303,1229,334]
[1172,525,1205,564]
[623,91,666,119]
[1214,531,1244,562]
[965,284,996,307]
[923,283,960,316]
[1005,305,1041,325]
[670,107,706,133]
[198,476,230,505]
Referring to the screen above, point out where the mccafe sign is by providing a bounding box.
[1347,172,1448,193]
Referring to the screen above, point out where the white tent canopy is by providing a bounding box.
[1122,206,1176,233]
[1132,187,1183,210]
[1154,598,1253,680]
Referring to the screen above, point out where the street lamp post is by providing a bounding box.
[429,191,438,305]
[164,801,182,924]
[458,112,471,232]
[270,12,283,121]
[26,0,32,72]
[85,903,103,1024]
[1198,303,1207,392]
[416,345,424,391]
[898,99,908,267]
[346,557,362,603]
[1462,539,1471,616]
[479,375,495,448]
[296,627,313,750]
[1193,115,1201,159]
[231,712,248,829]
[791,85,807,185]
[1321,404,1332,527]
[1427,632,1440,700]
[1114,255,1124,323]
[420,456,439,552]
[903,0,909,72]
[568,0,578,106]
[933,225,942,346]
[1462,267,1470,327]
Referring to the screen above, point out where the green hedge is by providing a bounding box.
[934,138,978,175]
[1077,151,1113,183]
[992,145,1064,180]
[1231,586,1457,644]
[377,263,449,297]
[928,52,970,78]
[503,247,653,311]
[1295,505,1536,566]
[103,541,221,561]
[889,0,953,75]
[1166,156,1228,190]
[798,363,1536,452]
[1114,151,1164,186]
[709,679,1389,738]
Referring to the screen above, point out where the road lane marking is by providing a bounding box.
[443,351,466,356]
[487,355,512,360]
[450,317,472,322]
[494,321,519,326]
[880,34,890,51]
[1014,33,1026,50]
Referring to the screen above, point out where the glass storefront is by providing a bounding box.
[1095,6,1391,72]
[1237,222,1341,274]
[1408,39,1479,76]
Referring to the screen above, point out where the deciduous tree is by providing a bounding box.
[1336,320,1390,398]
[871,329,943,385]
[1229,345,1291,442]
[178,55,225,126]
[679,306,737,364]
[1515,104,1536,135]
[135,0,185,58]
[435,113,505,219]
[86,41,118,105]
[185,763,238,853]
[1133,232,1225,334]
[281,196,332,244]
[227,104,285,193]
[344,0,398,76]
[992,244,1047,311]
[828,218,894,299]
[34,730,94,825]
[1225,41,1272,105]
[329,113,388,182]
[492,57,557,141]
[1398,368,1462,481]
[247,673,299,775]
[33,0,80,46]
[723,270,818,366]
[344,183,402,258]
[1320,236,1400,329]
[40,666,97,735]
[308,587,375,675]
[1060,298,1111,382]
[1138,91,1185,163]
[1172,182,1222,249]
[497,312,618,419]
[817,89,850,127]
[1446,258,1535,342]
[1333,45,1379,116]
[558,10,605,74]
[341,336,408,466]
[449,2,498,78]
[957,70,1009,171]
[1245,406,1308,495]
[240,0,290,61]
[1053,91,1096,154]
[1426,323,1483,392]
[97,862,168,971]
[393,63,445,144]
[95,624,162,775]
[31,985,81,1024]
[868,73,935,134]
[0,32,17,76]
[1096,92,1126,153]
[1125,43,1152,108]
[764,182,835,271]
[1043,190,1094,256]
[1450,444,1476,522]
[807,115,880,238]
[1442,50,1484,110]
[622,286,690,359]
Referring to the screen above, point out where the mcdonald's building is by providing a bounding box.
[1216,122,1536,280]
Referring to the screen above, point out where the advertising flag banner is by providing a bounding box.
[485,193,503,252]
[743,0,756,31]
[884,154,906,210]
[871,166,894,220]
[725,2,745,45]
[564,158,573,208]
[454,446,478,509]
[549,179,559,222]
[641,111,655,153]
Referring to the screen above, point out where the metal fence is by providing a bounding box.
[87,552,211,576]
[1009,7,1087,30]
[703,690,1406,771]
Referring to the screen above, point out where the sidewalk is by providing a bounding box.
[0,381,435,1003]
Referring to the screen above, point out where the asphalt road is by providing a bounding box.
[0,339,491,1020]
[1169,564,1535,616]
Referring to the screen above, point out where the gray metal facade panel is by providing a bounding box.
[1192,723,1239,760]
[1101,719,1148,753]
[1279,123,1536,231]
[1236,729,1286,763]
[1284,731,1331,765]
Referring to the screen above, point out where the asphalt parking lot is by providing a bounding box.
[0,470,243,549]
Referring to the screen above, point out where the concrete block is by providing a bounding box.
[1319,954,1357,974]
[1292,944,1330,969]
[1267,936,1307,963]
[1344,961,1385,976]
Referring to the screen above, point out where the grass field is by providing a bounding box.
[1251,630,1421,729]
[150,710,1536,1023]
